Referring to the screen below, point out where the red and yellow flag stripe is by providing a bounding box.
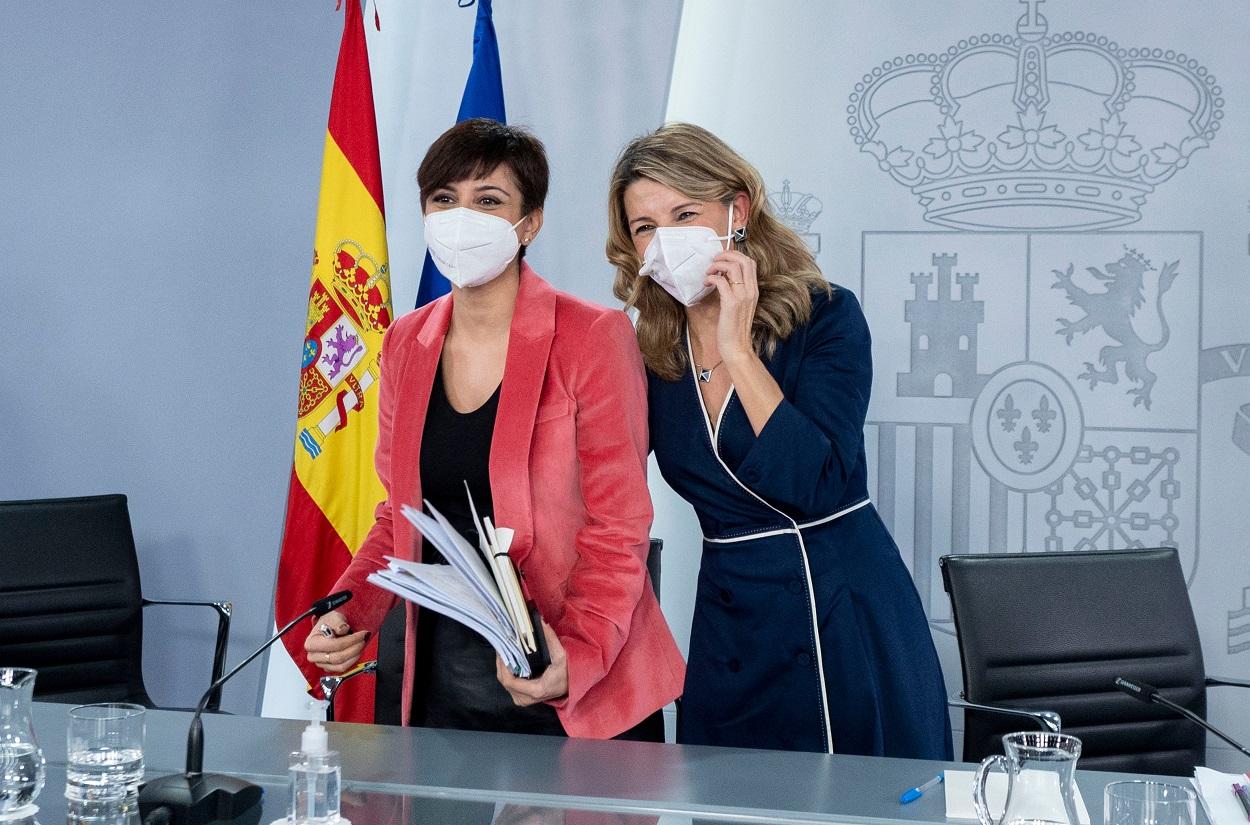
[276,0,390,723]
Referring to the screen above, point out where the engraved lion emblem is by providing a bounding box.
[1052,249,1180,410]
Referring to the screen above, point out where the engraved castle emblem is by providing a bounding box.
[898,253,989,399]
[846,0,1222,231]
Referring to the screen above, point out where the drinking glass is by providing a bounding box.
[65,795,142,825]
[65,704,145,802]
[1103,781,1196,825]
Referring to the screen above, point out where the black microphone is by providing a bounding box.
[138,591,352,824]
[310,590,352,616]
[1114,676,1250,759]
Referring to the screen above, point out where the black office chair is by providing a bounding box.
[941,548,1249,775]
[0,494,232,710]
[325,538,664,723]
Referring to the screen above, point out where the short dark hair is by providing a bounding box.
[417,119,549,215]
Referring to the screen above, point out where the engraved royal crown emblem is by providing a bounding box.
[767,180,823,234]
[847,0,1223,231]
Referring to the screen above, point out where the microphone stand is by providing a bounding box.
[138,592,351,824]
[1114,676,1250,759]
[1146,692,1250,759]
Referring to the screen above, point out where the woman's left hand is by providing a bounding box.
[496,621,569,707]
[705,250,759,364]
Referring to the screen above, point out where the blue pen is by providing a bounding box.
[900,772,944,804]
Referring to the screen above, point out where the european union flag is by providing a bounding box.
[415,0,506,307]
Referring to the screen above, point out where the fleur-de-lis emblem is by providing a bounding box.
[996,393,1022,432]
[1032,395,1057,434]
[1014,427,1039,465]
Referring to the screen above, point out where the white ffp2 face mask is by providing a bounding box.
[424,207,526,289]
[638,205,734,306]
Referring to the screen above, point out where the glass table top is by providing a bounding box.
[16,764,824,825]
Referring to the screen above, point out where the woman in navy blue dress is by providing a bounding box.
[606,123,952,757]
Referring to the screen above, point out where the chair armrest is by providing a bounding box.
[949,694,1062,733]
[1207,676,1250,690]
[142,598,232,711]
[321,660,378,722]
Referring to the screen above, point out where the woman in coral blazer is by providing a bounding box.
[304,119,684,740]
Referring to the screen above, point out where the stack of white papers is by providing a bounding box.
[1193,766,1250,825]
[366,491,541,677]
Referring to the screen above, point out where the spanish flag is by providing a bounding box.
[275,0,390,723]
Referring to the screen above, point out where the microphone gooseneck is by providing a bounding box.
[184,589,353,775]
[139,591,353,825]
[1114,676,1250,759]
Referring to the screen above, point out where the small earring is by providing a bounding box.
[732,226,747,243]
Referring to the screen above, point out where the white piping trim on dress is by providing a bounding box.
[685,333,836,754]
[703,497,872,544]
[713,384,735,444]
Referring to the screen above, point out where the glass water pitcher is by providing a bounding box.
[974,731,1083,825]
[0,668,46,819]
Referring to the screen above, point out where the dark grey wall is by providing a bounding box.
[1,3,341,712]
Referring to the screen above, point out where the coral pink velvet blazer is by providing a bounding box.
[332,263,685,738]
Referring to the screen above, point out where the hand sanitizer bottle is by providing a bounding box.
[287,700,344,824]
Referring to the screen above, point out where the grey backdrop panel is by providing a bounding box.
[665,0,1250,767]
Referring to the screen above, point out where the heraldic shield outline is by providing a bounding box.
[297,238,391,460]
[859,231,1201,635]
[839,0,1250,641]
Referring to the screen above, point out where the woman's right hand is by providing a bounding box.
[302,609,371,674]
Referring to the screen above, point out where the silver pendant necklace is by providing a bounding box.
[696,361,723,383]
[690,328,723,383]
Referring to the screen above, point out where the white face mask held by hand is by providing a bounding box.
[638,204,735,306]
[424,207,527,289]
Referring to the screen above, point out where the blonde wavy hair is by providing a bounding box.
[608,122,830,381]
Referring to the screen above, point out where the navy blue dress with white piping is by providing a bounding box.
[650,284,953,757]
